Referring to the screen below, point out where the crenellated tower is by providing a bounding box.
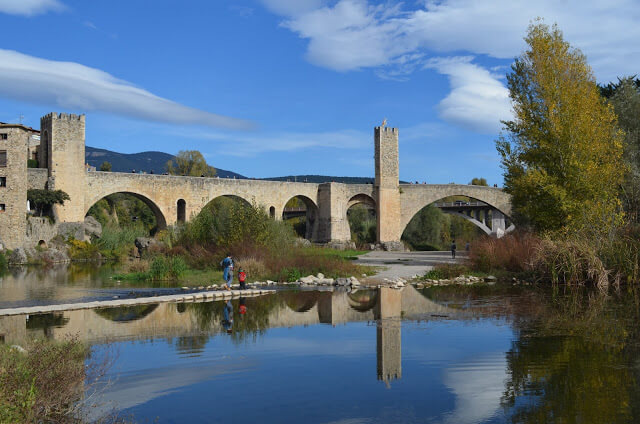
[40,113,86,223]
[374,126,401,244]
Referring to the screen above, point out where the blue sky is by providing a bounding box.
[0,0,638,183]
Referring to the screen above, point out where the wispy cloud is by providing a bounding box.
[178,127,368,156]
[0,49,253,130]
[0,0,64,16]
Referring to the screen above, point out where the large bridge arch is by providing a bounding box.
[281,194,319,240]
[84,190,168,231]
[399,184,512,240]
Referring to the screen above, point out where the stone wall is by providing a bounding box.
[0,125,29,250]
[27,168,48,190]
[25,217,58,246]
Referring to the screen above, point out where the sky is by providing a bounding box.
[0,0,638,184]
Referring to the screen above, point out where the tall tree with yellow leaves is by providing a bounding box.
[497,21,625,233]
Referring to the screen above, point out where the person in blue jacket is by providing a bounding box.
[220,253,233,290]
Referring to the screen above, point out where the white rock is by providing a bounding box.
[317,273,325,279]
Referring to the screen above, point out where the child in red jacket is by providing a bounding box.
[238,268,247,290]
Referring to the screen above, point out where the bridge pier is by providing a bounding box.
[316,183,351,243]
[491,210,507,238]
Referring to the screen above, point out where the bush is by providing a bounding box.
[96,224,148,258]
[67,239,101,260]
[0,252,7,272]
[148,256,187,280]
[0,338,88,423]
[468,233,540,273]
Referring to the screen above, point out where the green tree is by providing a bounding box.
[27,189,70,217]
[601,77,640,222]
[496,22,624,233]
[99,161,112,171]
[470,177,488,186]
[166,150,216,177]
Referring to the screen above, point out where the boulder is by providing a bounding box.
[57,222,84,241]
[316,273,325,279]
[294,238,312,247]
[8,247,28,264]
[335,278,351,286]
[39,248,70,263]
[84,216,102,239]
[382,241,406,252]
[325,240,356,251]
[134,237,161,257]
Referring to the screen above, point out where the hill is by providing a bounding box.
[85,146,246,179]
[261,175,375,184]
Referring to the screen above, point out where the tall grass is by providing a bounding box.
[96,224,148,258]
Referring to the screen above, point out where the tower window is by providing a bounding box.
[0,151,6,167]
[0,133,7,140]
[0,204,5,212]
[0,177,5,187]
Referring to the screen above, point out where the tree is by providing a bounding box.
[601,77,640,222]
[99,161,112,172]
[166,150,216,177]
[27,189,70,217]
[496,21,624,233]
[470,177,488,186]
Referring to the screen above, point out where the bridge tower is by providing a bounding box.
[374,126,402,245]
[40,113,86,223]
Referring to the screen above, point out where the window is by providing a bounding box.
[0,150,5,167]
[0,177,5,187]
[0,204,5,212]
[0,133,7,140]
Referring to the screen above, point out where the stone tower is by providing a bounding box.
[374,126,401,244]
[40,113,86,223]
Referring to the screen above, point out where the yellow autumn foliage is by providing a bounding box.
[497,21,625,234]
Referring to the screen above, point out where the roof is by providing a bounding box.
[0,122,40,133]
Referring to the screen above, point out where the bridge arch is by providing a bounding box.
[399,184,512,240]
[84,190,168,231]
[281,195,319,240]
[346,193,377,245]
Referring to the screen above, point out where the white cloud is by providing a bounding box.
[262,0,640,133]
[423,57,511,133]
[0,0,64,16]
[0,49,253,130]
[178,127,367,156]
[264,0,640,81]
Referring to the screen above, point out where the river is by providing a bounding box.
[1,264,639,423]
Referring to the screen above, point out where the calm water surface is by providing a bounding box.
[1,265,639,423]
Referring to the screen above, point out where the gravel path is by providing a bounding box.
[355,250,466,283]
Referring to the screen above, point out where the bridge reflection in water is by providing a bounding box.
[0,286,457,385]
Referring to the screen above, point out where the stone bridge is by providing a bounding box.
[10,113,513,248]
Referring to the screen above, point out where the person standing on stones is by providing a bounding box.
[451,240,457,259]
[220,254,234,290]
[238,267,247,290]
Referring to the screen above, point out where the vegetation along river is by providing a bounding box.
[1,264,640,423]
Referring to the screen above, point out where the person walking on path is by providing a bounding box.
[451,240,457,259]
[220,254,234,290]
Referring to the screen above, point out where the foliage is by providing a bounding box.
[166,150,216,177]
[27,189,70,217]
[402,204,482,250]
[99,161,112,171]
[496,21,625,233]
[468,233,540,274]
[602,77,640,222]
[87,193,157,233]
[469,177,488,186]
[67,238,101,260]
[26,159,38,168]
[179,196,294,249]
[347,204,376,245]
[148,256,188,280]
[0,252,6,273]
[96,224,148,259]
[0,338,88,423]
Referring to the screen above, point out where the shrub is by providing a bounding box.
[148,256,187,280]
[67,239,100,260]
[0,252,7,272]
[0,338,88,423]
[468,233,540,273]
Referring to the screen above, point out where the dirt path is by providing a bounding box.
[355,250,466,283]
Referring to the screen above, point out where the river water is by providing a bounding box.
[1,265,640,423]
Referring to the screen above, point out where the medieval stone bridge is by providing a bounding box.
[82,172,512,241]
[19,113,512,247]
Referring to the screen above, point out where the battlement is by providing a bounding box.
[41,112,85,122]
[374,126,398,133]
